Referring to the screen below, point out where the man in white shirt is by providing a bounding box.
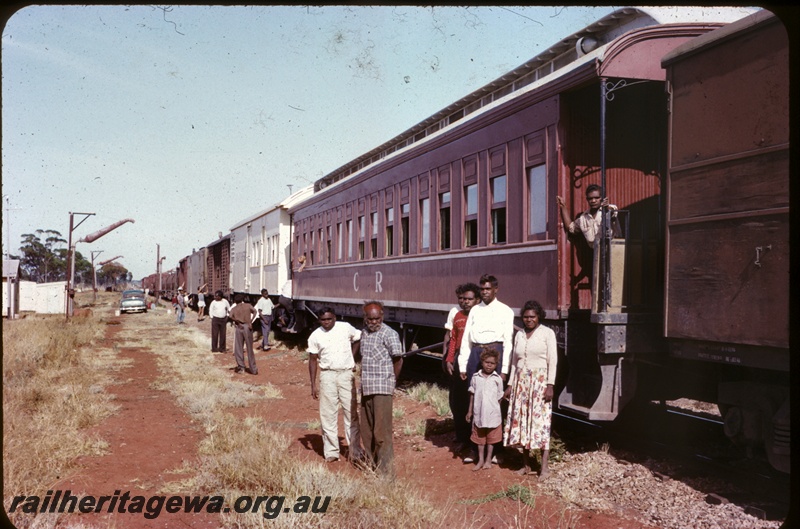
[307,307,363,463]
[458,274,514,382]
[208,291,231,353]
[254,288,274,351]
[458,274,514,465]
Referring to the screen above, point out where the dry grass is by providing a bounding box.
[403,382,451,417]
[146,322,446,528]
[462,483,581,529]
[4,293,447,528]
[2,292,126,528]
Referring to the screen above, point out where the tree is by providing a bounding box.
[73,250,94,286]
[16,230,93,284]
[18,229,66,282]
[97,262,128,288]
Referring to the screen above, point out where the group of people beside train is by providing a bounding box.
[302,274,556,480]
[206,288,277,376]
[443,276,557,477]
[186,185,608,480]
[300,185,611,479]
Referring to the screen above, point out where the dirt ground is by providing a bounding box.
[43,302,660,529]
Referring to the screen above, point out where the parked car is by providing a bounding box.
[119,289,148,314]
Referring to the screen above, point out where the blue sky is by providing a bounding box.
[1,5,719,279]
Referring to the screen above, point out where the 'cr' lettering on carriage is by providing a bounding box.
[353,271,383,293]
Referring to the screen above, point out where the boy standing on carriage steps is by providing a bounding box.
[556,184,618,245]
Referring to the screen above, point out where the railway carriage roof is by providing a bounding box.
[204,233,230,248]
[661,9,778,66]
[301,6,757,202]
[229,184,313,231]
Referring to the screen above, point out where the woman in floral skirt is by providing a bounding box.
[503,299,558,478]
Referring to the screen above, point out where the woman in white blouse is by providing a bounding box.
[503,300,558,478]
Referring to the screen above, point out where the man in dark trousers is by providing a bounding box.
[229,293,258,375]
[359,301,404,478]
[208,290,230,353]
[443,282,481,456]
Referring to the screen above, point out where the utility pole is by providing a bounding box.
[98,255,123,291]
[157,244,166,304]
[90,250,103,303]
[65,212,95,320]
[4,195,21,319]
[66,215,133,320]
[157,244,161,300]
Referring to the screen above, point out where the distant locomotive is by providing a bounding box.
[149,8,789,472]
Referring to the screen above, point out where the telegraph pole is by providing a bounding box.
[90,250,103,303]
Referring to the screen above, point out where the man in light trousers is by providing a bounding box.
[307,307,363,463]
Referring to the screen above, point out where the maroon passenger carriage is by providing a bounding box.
[286,8,789,471]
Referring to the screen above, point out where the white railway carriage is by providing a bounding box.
[230,185,313,297]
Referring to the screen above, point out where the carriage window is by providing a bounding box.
[420,197,430,250]
[528,164,547,236]
[346,219,353,260]
[358,216,365,260]
[491,175,507,244]
[326,226,332,264]
[370,212,378,258]
[385,207,394,256]
[337,222,344,262]
[309,231,315,265]
[401,203,410,254]
[261,227,267,265]
[465,184,478,247]
[440,192,451,250]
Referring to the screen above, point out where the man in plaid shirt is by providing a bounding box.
[359,301,404,478]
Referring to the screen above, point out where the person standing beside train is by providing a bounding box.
[174,286,187,325]
[556,184,617,245]
[503,300,558,479]
[458,275,514,382]
[444,283,481,455]
[229,293,258,375]
[307,307,363,463]
[255,288,274,351]
[208,290,231,353]
[196,283,208,322]
[359,301,404,479]
[458,274,514,464]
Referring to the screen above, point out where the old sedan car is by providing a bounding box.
[119,289,148,314]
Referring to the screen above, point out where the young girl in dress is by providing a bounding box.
[503,300,558,478]
[466,346,505,471]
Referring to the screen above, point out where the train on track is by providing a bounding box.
[143,8,789,473]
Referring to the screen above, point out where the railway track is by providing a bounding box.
[552,402,792,522]
[399,355,790,522]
